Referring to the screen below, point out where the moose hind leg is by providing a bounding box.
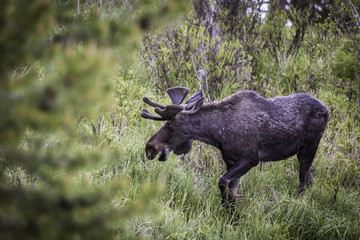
[297,144,319,195]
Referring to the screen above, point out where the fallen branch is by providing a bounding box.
[323,134,360,162]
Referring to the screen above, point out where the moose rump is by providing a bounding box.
[141,87,329,206]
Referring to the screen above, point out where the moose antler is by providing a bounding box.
[142,97,166,109]
[141,87,204,121]
[185,90,203,110]
[167,87,190,105]
[141,109,163,120]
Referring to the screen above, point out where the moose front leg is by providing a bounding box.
[229,178,240,201]
[218,159,257,206]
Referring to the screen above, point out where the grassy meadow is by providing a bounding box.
[1,1,359,239]
[93,57,360,240]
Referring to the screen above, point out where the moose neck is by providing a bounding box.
[181,107,223,150]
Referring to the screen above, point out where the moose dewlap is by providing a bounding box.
[141,87,329,206]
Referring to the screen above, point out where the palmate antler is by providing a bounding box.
[141,87,204,121]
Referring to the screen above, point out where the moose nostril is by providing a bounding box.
[146,153,155,160]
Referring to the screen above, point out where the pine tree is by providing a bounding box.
[0,1,187,239]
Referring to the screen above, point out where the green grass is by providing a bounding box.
[86,81,360,239]
[69,42,356,240]
[3,2,359,239]
[7,69,360,239]
[67,51,357,238]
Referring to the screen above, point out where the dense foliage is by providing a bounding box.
[0,0,359,239]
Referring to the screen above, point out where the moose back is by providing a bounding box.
[141,87,329,205]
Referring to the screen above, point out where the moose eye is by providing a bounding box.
[166,122,172,130]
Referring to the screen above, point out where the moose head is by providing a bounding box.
[141,87,204,161]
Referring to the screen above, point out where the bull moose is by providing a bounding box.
[141,87,329,206]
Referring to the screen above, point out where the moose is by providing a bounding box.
[141,87,329,206]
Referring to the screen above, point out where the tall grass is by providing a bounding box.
[83,59,360,239]
[4,1,359,239]
[76,11,360,236]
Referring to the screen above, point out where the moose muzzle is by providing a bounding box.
[145,144,171,161]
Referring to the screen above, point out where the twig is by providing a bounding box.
[191,55,202,89]
[12,66,19,81]
[347,0,360,30]
[21,66,27,77]
[191,55,211,102]
[323,134,360,162]
[24,60,39,76]
[333,11,360,51]
[343,18,360,50]
[107,0,114,13]
[13,61,39,80]
[198,59,212,103]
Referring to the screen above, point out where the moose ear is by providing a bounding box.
[185,90,203,105]
[167,87,190,105]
